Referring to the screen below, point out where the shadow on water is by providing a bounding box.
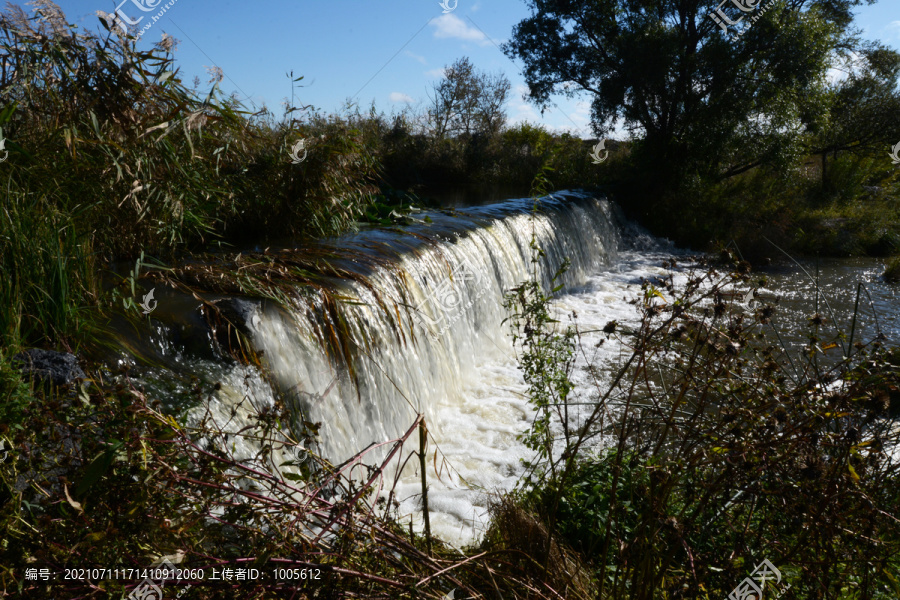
[419,183,536,208]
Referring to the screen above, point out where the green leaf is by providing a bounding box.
[75,440,124,496]
[847,463,860,482]
[0,102,17,126]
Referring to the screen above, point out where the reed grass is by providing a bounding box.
[0,2,388,352]
[0,358,588,599]
[0,187,96,349]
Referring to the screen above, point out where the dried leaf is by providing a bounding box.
[64,484,83,514]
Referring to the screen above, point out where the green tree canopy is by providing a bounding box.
[504,0,899,207]
[813,45,900,155]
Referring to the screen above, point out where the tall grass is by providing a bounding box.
[0,358,590,599]
[0,2,383,259]
[0,2,390,351]
[0,188,96,348]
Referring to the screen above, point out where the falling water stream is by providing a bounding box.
[215,192,623,547]
[126,192,899,548]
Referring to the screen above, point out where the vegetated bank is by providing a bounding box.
[503,0,900,264]
[499,248,900,598]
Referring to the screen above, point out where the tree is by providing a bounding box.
[428,57,511,140]
[503,0,898,217]
[809,46,900,182]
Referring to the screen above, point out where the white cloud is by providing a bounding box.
[431,14,489,45]
[404,50,427,65]
[425,67,447,79]
[888,21,900,37]
[389,92,415,104]
[507,84,541,126]
[567,100,592,135]
[825,50,862,85]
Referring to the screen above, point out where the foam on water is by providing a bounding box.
[389,249,683,546]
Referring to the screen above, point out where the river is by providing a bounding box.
[124,192,898,549]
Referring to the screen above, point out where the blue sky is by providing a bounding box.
[25,1,900,138]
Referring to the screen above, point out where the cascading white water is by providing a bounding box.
[247,193,619,460]
[193,192,655,546]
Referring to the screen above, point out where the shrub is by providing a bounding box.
[504,249,900,599]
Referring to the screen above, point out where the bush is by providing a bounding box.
[0,348,34,429]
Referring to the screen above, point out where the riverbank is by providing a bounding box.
[608,146,900,263]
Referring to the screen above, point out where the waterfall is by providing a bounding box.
[164,191,625,545]
[130,191,900,550]
[237,192,620,463]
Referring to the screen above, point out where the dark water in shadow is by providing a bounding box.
[420,184,536,208]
